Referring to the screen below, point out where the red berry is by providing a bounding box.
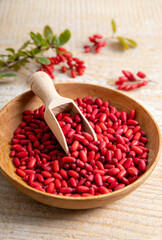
[131,83,138,90]
[137,71,146,79]
[89,36,95,42]
[61,66,66,73]
[118,83,125,90]
[122,70,135,81]
[124,84,132,91]
[141,80,148,86]
[96,47,101,53]
[102,41,107,47]
[84,46,91,53]
[71,69,76,78]
[57,47,67,52]
[118,76,128,82]
[93,34,103,39]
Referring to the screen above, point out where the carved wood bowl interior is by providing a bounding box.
[0,83,161,209]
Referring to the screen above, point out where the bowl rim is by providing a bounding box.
[0,82,161,201]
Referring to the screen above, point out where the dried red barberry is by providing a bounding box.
[11,97,148,197]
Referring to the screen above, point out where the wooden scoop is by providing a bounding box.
[29,72,97,154]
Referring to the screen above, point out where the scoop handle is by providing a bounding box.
[29,71,59,107]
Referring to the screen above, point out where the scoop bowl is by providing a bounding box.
[0,83,161,209]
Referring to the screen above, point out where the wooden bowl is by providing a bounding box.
[0,83,161,209]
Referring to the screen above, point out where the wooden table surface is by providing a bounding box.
[0,0,162,239]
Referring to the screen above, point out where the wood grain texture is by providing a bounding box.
[0,0,162,239]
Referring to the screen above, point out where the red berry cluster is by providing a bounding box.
[116,71,148,91]
[11,97,148,196]
[37,47,86,79]
[84,34,107,53]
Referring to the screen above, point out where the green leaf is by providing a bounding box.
[0,60,5,67]
[12,63,21,71]
[30,47,36,55]
[0,72,17,77]
[19,40,30,50]
[30,32,41,46]
[19,59,29,66]
[58,29,71,46]
[16,51,27,57]
[24,50,33,57]
[36,57,50,65]
[111,19,116,33]
[36,33,43,42]
[31,48,44,56]
[55,36,60,47]
[6,48,15,54]
[116,36,130,49]
[126,38,137,47]
[51,35,56,44]
[43,26,53,43]
[30,33,35,42]
[40,40,49,48]
[7,55,16,62]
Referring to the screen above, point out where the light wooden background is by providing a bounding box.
[0,0,162,239]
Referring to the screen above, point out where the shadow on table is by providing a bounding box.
[108,40,124,52]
